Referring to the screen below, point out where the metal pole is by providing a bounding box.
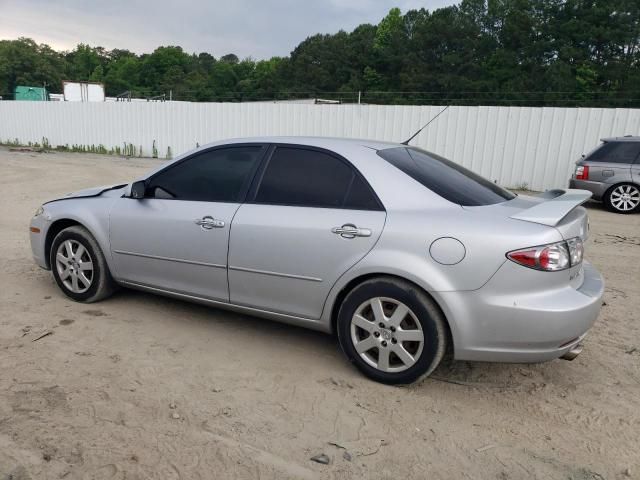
[358,91,361,105]
[169,90,172,102]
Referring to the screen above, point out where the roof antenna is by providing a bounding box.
[402,105,450,145]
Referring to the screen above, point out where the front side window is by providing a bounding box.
[587,142,640,164]
[254,147,382,210]
[377,147,515,206]
[147,146,264,202]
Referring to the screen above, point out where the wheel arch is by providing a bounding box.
[604,180,640,194]
[44,219,83,268]
[44,216,111,272]
[327,272,455,355]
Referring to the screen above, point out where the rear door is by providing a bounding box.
[585,141,637,185]
[228,145,386,319]
[109,144,266,301]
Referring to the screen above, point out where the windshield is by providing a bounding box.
[377,147,516,206]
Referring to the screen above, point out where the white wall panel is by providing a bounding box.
[1,101,640,191]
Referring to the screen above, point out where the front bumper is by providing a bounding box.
[436,261,604,363]
[30,213,50,270]
[569,178,608,201]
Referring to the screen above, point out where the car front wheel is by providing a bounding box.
[50,225,117,302]
[336,277,447,384]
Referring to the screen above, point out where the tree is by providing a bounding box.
[66,44,105,80]
[1,1,639,106]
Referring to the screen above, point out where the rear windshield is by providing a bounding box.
[377,147,515,206]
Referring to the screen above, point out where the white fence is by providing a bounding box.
[1,101,640,191]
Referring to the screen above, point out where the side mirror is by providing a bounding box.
[130,180,146,199]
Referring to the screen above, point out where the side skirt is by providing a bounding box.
[118,280,331,333]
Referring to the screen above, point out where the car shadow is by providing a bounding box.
[582,199,606,211]
[111,287,344,357]
[105,288,565,390]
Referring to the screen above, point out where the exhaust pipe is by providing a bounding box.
[561,343,583,361]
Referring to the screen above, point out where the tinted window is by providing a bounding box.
[148,146,263,202]
[255,147,381,209]
[377,147,515,206]
[344,174,381,210]
[587,142,640,164]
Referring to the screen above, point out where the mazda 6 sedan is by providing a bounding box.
[30,137,604,384]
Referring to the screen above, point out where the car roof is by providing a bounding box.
[600,136,640,142]
[218,136,403,152]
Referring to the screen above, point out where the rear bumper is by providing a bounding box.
[436,261,604,363]
[569,179,608,201]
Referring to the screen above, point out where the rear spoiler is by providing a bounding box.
[511,189,592,226]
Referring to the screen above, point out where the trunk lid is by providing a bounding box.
[510,189,591,241]
[463,189,591,241]
[510,189,590,226]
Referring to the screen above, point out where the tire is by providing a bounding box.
[50,225,117,303]
[604,183,640,214]
[336,277,447,385]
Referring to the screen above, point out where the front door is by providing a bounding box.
[109,144,266,301]
[228,145,386,319]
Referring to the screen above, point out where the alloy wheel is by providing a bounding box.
[55,239,94,293]
[350,297,424,373]
[610,185,640,211]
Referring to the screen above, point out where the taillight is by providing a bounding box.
[566,237,584,265]
[507,237,583,272]
[575,165,589,180]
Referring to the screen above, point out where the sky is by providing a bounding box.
[0,0,457,59]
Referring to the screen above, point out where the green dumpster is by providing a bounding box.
[15,86,48,101]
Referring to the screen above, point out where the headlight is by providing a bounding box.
[34,206,44,217]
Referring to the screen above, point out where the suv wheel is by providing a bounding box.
[605,183,640,214]
[336,277,447,384]
[50,226,117,302]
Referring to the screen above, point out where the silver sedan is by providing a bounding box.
[30,137,604,384]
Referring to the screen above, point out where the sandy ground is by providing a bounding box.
[0,147,639,480]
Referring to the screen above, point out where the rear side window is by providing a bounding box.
[344,174,382,210]
[377,147,515,206]
[148,146,263,202]
[254,147,382,210]
[586,142,640,164]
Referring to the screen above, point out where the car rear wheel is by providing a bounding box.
[50,226,117,303]
[605,183,640,213]
[336,277,447,384]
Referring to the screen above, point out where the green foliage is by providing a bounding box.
[166,146,172,159]
[122,142,136,156]
[0,138,22,147]
[89,65,104,82]
[374,7,403,51]
[1,1,640,106]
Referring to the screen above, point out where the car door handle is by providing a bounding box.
[195,216,225,229]
[331,224,372,239]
